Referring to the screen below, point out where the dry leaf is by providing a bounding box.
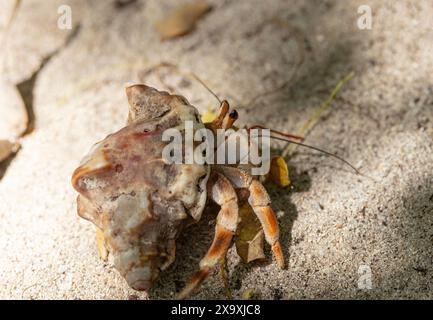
[235,203,265,264]
[0,79,28,141]
[0,139,15,162]
[155,0,212,40]
[268,156,290,187]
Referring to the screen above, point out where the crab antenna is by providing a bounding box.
[254,133,361,175]
[190,73,222,104]
[248,125,304,141]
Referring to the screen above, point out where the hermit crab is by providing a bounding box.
[71,82,359,299]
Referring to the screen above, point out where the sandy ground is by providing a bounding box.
[0,0,432,299]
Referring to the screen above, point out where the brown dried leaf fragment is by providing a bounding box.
[155,0,212,40]
[235,203,265,264]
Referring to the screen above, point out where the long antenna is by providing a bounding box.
[248,125,304,141]
[253,133,361,175]
[190,72,222,104]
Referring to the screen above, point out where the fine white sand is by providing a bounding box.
[0,0,432,299]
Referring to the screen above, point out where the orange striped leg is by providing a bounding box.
[217,166,285,269]
[176,172,239,299]
[212,100,230,128]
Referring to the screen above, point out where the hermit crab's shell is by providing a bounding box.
[71,85,210,290]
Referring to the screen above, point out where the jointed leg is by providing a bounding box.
[212,100,229,128]
[216,166,285,268]
[177,172,239,299]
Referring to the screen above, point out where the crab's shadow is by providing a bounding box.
[149,163,311,299]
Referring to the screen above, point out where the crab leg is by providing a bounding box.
[177,172,239,299]
[212,100,230,128]
[216,166,285,269]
